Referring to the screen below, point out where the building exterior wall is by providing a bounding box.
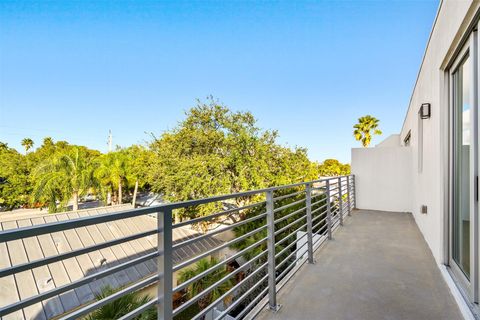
[351,147,412,212]
[375,134,401,148]
[351,1,480,265]
[399,0,478,264]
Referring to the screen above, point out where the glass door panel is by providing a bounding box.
[453,54,471,279]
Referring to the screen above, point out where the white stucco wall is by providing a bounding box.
[351,1,480,265]
[376,134,400,148]
[398,0,479,264]
[351,147,412,213]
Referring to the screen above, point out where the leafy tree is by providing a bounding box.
[148,98,320,222]
[21,138,34,154]
[0,144,30,209]
[318,159,350,177]
[177,257,234,312]
[32,146,97,212]
[85,286,156,320]
[353,115,382,147]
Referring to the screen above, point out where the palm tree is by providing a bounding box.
[353,115,382,147]
[21,138,34,154]
[177,257,235,313]
[42,137,54,147]
[95,151,128,205]
[85,286,156,320]
[33,146,97,212]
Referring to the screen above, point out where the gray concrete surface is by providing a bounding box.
[258,209,463,320]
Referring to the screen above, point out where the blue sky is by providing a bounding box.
[0,0,438,163]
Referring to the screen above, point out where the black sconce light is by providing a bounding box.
[420,103,431,119]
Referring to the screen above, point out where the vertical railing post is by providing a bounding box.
[158,208,173,320]
[305,183,314,264]
[347,176,352,216]
[266,190,280,312]
[338,177,343,226]
[326,180,332,240]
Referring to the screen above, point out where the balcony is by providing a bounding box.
[0,175,463,319]
[257,209,463,320]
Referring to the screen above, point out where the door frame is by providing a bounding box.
[448,29,479,303]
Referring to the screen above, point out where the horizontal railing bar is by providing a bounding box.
[273,198,306,213]
[311,198,325,207]
[0,175,354,243]
[274,215,306,236]
[0,206,165,242]
[273,190,305,201]
[313,220,328,234]
[311,192,326,199]
[173,250,267,315]
[311,210,327,223]
[173,201,266,229]
[173,225,267,272]
[274,206,306,225]
[117,297,159,320]
[0,251,161,317]
[234,286,269,319]
[174,236,268,293]
[312,217,327,230]
[212,274,269,320]
[275,231,308,259]
[185,263,269,319]
[311,203,328,215]
[0,228,159,278]
[60,275,159,320]
[173,212,267,250]
[168,176,353,213]
[312,233,328,248]
[276,222,308,247]
[276,239,308,271]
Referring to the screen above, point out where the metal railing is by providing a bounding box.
[0,175,355,320]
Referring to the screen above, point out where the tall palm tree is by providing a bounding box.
[177,257,234,313]
[33,146,97,211]
[353,115,382,147]
[95,151,128,205]
[21,138,34,154]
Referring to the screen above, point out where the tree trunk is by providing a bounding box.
[72,191,79,211]
[118,182,122,204]
[107,191,112,205]
[132,180,138,207]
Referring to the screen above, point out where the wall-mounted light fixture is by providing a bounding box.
[419,103,431,119]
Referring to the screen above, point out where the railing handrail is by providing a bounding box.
[0,174,356,320]
[0,175,353,243]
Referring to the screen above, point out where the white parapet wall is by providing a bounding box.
[351,146,412,213]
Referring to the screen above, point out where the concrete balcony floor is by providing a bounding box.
[258,210,463,320]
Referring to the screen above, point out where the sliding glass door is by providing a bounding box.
[450,30,478,303]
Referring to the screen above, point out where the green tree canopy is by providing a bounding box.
[147,98,320,221]
[0,144,30,209]
[318,159,350,177]
[353,115,382,147]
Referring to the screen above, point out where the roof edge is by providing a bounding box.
[400,0,443,135]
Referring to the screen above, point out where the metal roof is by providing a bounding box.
[0,204,224,320]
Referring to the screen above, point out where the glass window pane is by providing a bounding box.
[453,54,471,279]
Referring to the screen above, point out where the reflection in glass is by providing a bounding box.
[453,55,471,279]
